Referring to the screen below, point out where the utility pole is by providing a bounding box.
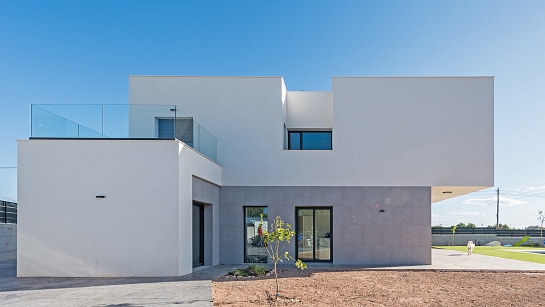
[496,188,500,230]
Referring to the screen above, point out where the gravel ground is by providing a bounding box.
[213,269,545,306]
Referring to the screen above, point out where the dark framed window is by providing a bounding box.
[288,131,332,150]
[244,206,268,263]
[296,207,332,262]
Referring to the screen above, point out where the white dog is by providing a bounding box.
[467,241,475,255]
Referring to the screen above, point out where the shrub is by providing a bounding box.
[247,264,266,276]
[229,268,248,277]
[229,264,268,277]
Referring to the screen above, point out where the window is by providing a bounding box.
[296,207,332,261]
[244,207,268,263]
[288,131,332,150]
[157,118,194,146]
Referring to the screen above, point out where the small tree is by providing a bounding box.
[537,211,545,247]
[260,214,306,296]
[450,225,457,246]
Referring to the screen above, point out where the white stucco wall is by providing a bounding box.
[178,144,221,275]
[17,139,221,277]
[129,76,493,190]
[332,77,494,187]
[18,140,178,277]
[286,91,332,129]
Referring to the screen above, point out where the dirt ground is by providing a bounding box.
[213,269,545,306]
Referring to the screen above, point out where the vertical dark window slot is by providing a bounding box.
[289,132,301,150]
[244,207,268,263]
[192,203,204,267]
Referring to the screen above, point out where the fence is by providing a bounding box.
[0,201,17,224]
[432,227,543,237]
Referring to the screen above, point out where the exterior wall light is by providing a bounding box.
[443,191,453,194]
[96,195,105,199]
[379,209,385,213]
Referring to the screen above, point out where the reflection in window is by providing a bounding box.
[244,207,268,263]
[288,131,332,150]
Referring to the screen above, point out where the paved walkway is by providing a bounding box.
[362,248,545,271]
[0,260,241,307]
[2,249,545,306]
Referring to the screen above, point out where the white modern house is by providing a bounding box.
[17,76,494,277]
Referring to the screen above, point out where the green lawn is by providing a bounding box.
[434,246,545,264]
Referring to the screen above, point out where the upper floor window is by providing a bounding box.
[157,118,194,146]
[288,131,332,150]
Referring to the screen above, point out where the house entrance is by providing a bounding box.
[192,203,204,267]
[296,207,332,261]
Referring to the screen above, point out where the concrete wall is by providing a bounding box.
[219,186,431,266]
[129,77,494,198]
[433,234,545,247]
[0,224,16,261]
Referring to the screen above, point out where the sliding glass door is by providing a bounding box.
[296,208,332,261]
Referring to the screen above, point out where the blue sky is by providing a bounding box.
[1,1,545,227]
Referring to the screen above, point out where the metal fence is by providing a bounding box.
[0,200,17,224]
[431,227,544,237]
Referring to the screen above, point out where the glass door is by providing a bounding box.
[296,208,332,261]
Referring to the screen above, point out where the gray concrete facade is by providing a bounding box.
[192,176,220,266]
[0,224,16,261]
[219,186,431,266]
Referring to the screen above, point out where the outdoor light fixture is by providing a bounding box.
[442,191,453,194]
[379,209,385,213]
[170,108,176,111]
[96,195,105,199]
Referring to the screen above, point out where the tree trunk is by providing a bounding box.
[274,262,279,295]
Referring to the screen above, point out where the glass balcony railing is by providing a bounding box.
[30,104,217,162]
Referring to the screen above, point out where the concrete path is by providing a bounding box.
[3,249,545,306]
[374,248,545,271]
[0,260,241,307]
[424,248,545,271]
